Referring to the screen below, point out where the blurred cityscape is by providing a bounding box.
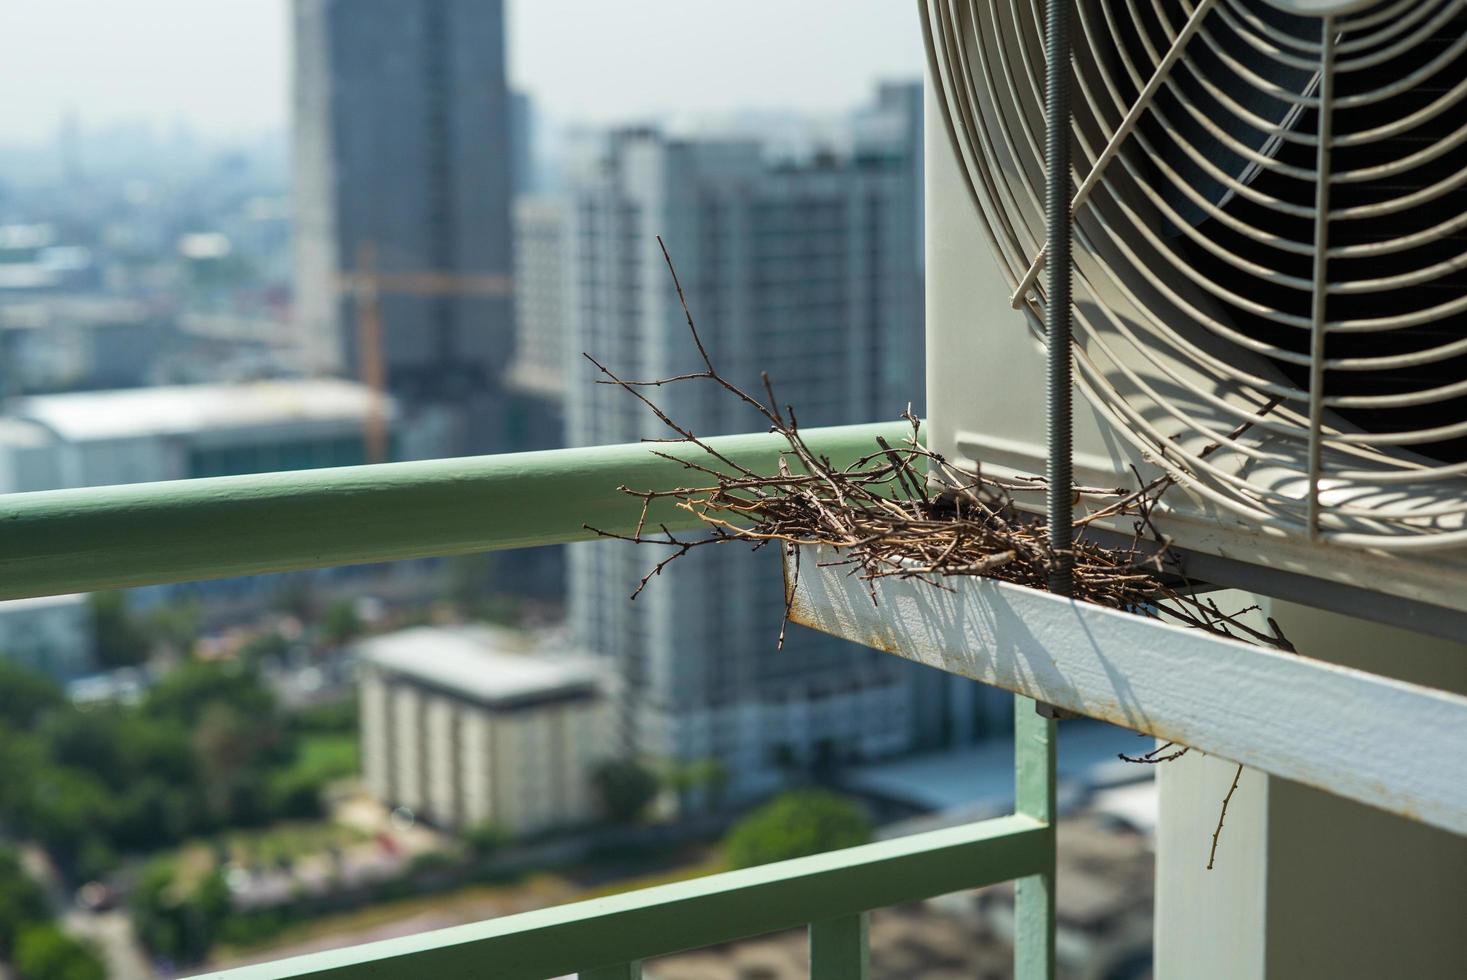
[0,3,1155,978]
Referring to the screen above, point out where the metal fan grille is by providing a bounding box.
[923,0,1467,549]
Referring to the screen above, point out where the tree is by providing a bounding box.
[320,599,362,646]
[723,790,871,870]
[289,698,358,735]
[661,757,730,810]
[0,730,52,833]
[25,768,113,871]
[237,630,290,667]
[461,821,510,858]
[110,713,195,786]
[0,662,64,728]
[39,709,128,787]
[112,778,196,852]
[265,767,326,821]
[192,702,270,825]
[131,863,230,966]
[143,601,202,657]
[40,704,190,790]
[89,592,149,669]
[12,925,105,980]
[591,759,659,824]
[0,847,49,953]
[73,839,117,885]
[146,660,278,729]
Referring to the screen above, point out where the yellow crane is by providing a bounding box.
[340,242,513,462]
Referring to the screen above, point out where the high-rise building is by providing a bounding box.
[504,196,567,450]
[509,92,537,197]
[292,0,514,456]
[567,84,1004,803]
[508,199,567,397]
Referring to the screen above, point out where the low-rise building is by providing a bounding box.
[0,296,175,396]
[0,378,391,492]
[0,593,93,680]
[357,625,610,836]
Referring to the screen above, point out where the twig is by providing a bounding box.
[1208,763,1244,871]
[1119,741,1191,765]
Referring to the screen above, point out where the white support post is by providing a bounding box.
[1154,599,1467,979]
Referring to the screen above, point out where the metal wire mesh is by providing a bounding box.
[922,0,1467,548]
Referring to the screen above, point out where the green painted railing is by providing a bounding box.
[0,422,1058,978]
[202,813,1050,979]
[0,422,910,599]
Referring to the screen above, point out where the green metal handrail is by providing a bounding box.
[197,814,1050,980]
[0,422,909,600]
[0,423,1058,978]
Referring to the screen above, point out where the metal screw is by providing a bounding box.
[1045,0,1074,598]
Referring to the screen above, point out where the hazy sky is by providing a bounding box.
[0,1,925,144]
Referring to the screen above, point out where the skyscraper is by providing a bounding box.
[504,196,567,451]
[292,0,514,456]
[568,84,1001,802]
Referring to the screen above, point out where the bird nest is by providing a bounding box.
[586,241,1293,658]
[584,240,1292,867]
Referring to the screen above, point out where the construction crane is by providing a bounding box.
[340,242,514,462]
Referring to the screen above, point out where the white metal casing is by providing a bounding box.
[922,77,1467,629]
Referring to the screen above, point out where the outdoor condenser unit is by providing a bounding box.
[921,0,1467,634]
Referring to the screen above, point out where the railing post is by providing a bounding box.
[809,913,870,980]
[1015,695,1058,979]
[579,961,641,980]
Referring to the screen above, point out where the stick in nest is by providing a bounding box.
[585,237,1292,866]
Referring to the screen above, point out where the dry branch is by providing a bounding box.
[1209,763,1245,870]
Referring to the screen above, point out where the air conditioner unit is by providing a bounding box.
[921,0,1467,636]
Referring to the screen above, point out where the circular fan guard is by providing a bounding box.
[923,0,1467,549]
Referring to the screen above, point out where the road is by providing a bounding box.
[20,844,156,980]
[62,908,155,980]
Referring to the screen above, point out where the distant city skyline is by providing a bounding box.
[0,1,924,145]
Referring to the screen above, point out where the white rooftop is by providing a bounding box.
[12,379,389,442]
[845,721,1149,813]
[0,296,153,328]
[0,592,86,613]
[0,417,51,448]
[1088,779,1160,836]
[357,625,602,708]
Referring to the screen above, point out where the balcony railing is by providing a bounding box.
[0,422,1060,980]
